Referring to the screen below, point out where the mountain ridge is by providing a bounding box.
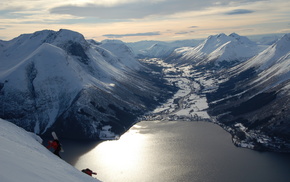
[2,29,290,152]
[0,29,176,139]
[206,33,290,152]
[164,33,266,68]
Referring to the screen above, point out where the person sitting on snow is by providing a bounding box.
[82,168,97,176]
[47,139,62,157]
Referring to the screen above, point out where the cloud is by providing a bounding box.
[49,0,266,20]
[225,9,254,15]
[189,26,199,28]
[103,31,161,38]
[49,0,222,19]
[175,31,195,35]
[0,7,26,18]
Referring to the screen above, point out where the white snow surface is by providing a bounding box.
[242,33,290,71]
[139,43,175,58]
[173,33,265,64]
[146,59,210,120]
[99,39,143,70]
[126,39,201,57]
[0,29,144,134]
[0,118,100,182]
[236,33,290,89]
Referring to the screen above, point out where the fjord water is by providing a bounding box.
[63,121,290,182]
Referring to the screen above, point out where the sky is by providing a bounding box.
[0,0,289,42]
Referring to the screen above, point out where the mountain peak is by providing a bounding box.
[51,29,88,47]
[57,29,85,39]
[282,33,290,39]
[229,32,240,38]
[230,33,256,45]
[240,33,290,71]
[197,33,233,55]
[13,29,87,45]
[217,33,227,38]
[268,33,290,56]
[1,29,166,139]
[275,33,290,46]
[207,33,228,41]
[167,32,263,67]
[99,39,142,70]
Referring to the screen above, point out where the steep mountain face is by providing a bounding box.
[97,39,143,70]
[166,33,265,68]
[207,33,290,152]
[0,29,175,139]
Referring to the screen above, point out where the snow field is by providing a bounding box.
[0,119,100,182]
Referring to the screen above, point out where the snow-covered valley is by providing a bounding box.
[1,29,290,179]
[141,50,290,152]
[1,30,290,181]
[132,33,290,153]
[142,58,212,121]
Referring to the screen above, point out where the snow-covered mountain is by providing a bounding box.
[166,33,266,68]
[207,33,290,152]
[127,39,201,58]
[0,118,101,182]
[0,29,175,139]
[138,43,176,58]
[97,39,143,70]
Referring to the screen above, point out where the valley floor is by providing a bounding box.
[142,58,215,122]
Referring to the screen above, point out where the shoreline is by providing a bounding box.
[142,58,290,153]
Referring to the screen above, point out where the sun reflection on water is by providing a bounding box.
[70,121,290,182]
[75,124,149,178]
[97,128,146,169]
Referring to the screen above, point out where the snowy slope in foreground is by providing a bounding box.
[0,119,100,182]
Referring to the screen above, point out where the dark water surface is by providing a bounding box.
[62,121,290,182]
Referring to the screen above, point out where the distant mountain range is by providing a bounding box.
[1,29,289,152]
[206,33,290,152]
[127,39,202,58]
[0,29,175,139]
[163,33,268,68]
[127,33,281,62]
[129,32,290,152]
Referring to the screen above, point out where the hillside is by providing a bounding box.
[0,29,176,140]
[165,33,266,68]
[0,119,100,182]
[206,33,290,152]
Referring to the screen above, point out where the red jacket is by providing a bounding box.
[47,140,60,150]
